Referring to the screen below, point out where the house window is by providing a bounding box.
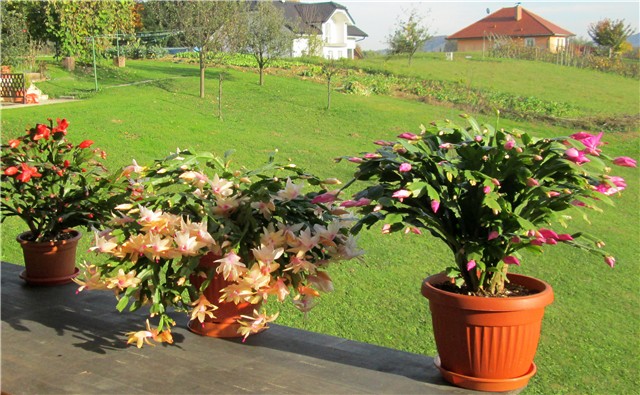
[524,38,535,47]
[327,50,333,59]
[347,49,353,59]
[337,50,343,58]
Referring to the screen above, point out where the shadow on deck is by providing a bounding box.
[1,262,517,394]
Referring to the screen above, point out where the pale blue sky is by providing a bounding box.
[331,1,640,50]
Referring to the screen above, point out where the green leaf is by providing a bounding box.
[116,295,130,312]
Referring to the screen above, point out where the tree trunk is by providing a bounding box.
[326,76,331,111]
[199,51,206,98]
[259,66,264,86]
[218,72,223,121]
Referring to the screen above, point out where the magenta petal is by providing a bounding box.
[431,200,440,213]
[487,231,499,241]
[503,256,520,265]
[604,256,615,268]
[613,156,637,167]
[466,260,477,271]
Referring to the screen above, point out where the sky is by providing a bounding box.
[326,1,640,50]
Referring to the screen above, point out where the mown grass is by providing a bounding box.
[1,59,638,394]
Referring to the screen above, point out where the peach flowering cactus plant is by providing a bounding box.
[342,115,636,296]
[74,149,363,346]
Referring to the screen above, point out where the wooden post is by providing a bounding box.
[218,72,223,121]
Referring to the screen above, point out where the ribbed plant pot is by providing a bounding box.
[187,253,262,338]
[421,272,554,392]
[17,229,82,286]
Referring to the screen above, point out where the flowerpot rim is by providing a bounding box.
[16,229,82,245]
[421,272,554,311]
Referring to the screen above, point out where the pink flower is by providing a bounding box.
[504,139,515,150]
[571,200,586,207]
[503,256,520,265]
[311,192,337,204]
[474,135,483,142]
[607,176,626,188]
[491,178,501,186]
[545,238,558,245]
[439,143,452,149]
[398,132,419,141]
[547,191,560,198]
[565,148,590,165]
[538,229,559,239]
[8,139,20,148]
[364,153,381,159]
[530,239,544,246]
[382,224,391,234]
[392,189,411,202]
[466,260,477,271]
[399,163,412,172]
[373,140,393,146]
[347,157,363,163]
[580,132,603,156]
[430,199,440,213]
[487,231,499,241]
[340,198,371,208]
[510,236,521,244]
[527,178,539,187]
[483,186,491,194]
[604,256,615,268]
[613,156,637,167]
[557,234,573,241]
[570,131,593,141]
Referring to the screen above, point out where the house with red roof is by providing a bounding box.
[447,5,574,53]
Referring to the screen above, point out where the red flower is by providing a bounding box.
[33,124,51,141]
[63,160,70,168]
[15,163,42,183]
[52,118,69,137]
[4,166,19,176]
[8,139,20,148]
[78,140,94,149]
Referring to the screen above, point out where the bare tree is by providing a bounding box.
[242,1,293,86]
[163,1,242,98]
[387,8,432,65]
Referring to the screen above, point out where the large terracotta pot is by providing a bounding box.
[421,272,554,392]
[187,253,260,338]
[17,229,82,286]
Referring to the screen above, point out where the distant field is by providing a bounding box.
[358,52,640,116]
[1,58,638,395]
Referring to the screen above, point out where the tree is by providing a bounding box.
[242,1,293,86]
[588,18,635,57]
[154,1,241,98]
[44,0,135,61]
[387,9,432,65]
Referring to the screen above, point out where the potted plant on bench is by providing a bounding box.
[341,114,636,391]
[75,150,363,346]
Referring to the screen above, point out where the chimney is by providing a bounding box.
[515,5,522,21]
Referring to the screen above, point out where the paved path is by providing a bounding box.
[1,262,521,394]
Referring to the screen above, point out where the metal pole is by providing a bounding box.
[92,37,98,92]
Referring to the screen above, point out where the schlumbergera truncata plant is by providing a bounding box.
[342,115,636,296]
[74,150,363,347]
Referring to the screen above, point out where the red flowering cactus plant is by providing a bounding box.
[74,150,363,347]
[342,115,636,296]
[1,118,113,242]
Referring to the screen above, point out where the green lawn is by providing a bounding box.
[358,52,640,116]
[1,58,638,394]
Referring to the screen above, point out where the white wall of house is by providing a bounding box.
[289,9,361,59]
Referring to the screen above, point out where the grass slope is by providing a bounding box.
[1,59,638,394]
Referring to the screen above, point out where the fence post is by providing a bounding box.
[92,37,98,92]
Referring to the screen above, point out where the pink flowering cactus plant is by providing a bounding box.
[342,115,636,295]
[75,150,363,346]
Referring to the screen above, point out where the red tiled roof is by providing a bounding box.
[447,6,574,39]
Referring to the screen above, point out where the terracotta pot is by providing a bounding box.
[17,229,82,286]
[421,272,554,392]
[187,253,261,338]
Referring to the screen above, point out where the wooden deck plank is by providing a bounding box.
[1,262,516,394]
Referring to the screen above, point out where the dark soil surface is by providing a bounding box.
[434,281,539,297]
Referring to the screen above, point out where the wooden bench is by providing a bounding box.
[1,73,26,103]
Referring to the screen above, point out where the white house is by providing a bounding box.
[274,1,368,59]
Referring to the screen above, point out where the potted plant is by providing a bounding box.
[74,150,363,347]
[1,118,113,285]
[341,115,636,391]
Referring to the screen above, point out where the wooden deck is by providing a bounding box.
[1,262,518,394]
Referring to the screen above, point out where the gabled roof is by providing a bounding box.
[447,6,574,40]
[274,1,367,37]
